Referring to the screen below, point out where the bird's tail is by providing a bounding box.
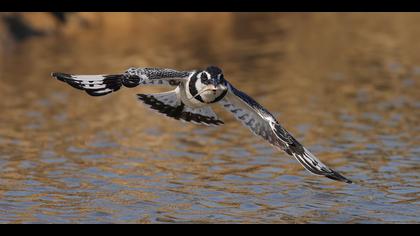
[51,72,140,96]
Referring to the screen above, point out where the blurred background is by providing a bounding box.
[0,12,419,223]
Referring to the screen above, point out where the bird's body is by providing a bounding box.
[52,66,352,184]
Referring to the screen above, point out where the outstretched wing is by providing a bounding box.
[137,88,224,126]
[220,82,352,183]
[51,67,192,96]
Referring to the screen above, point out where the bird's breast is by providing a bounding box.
[179,83,206,108]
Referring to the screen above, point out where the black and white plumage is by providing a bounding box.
[51,66,352,183]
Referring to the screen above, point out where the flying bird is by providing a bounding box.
[51,66,352,183]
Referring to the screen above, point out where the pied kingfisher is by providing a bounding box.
[51,66,352,184]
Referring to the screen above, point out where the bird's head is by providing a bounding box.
[201,66,226,85]
[193,66,228,103]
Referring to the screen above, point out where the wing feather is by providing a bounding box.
[51,68,192,97]
[221,82,352,183]
[137,88,224,126]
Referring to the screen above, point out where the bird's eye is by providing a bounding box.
[201,73,208,81]
[219,74,225,83]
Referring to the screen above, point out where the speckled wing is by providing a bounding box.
[125,67,192,87]
[51,67,192,96]
[220,82,352,183]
